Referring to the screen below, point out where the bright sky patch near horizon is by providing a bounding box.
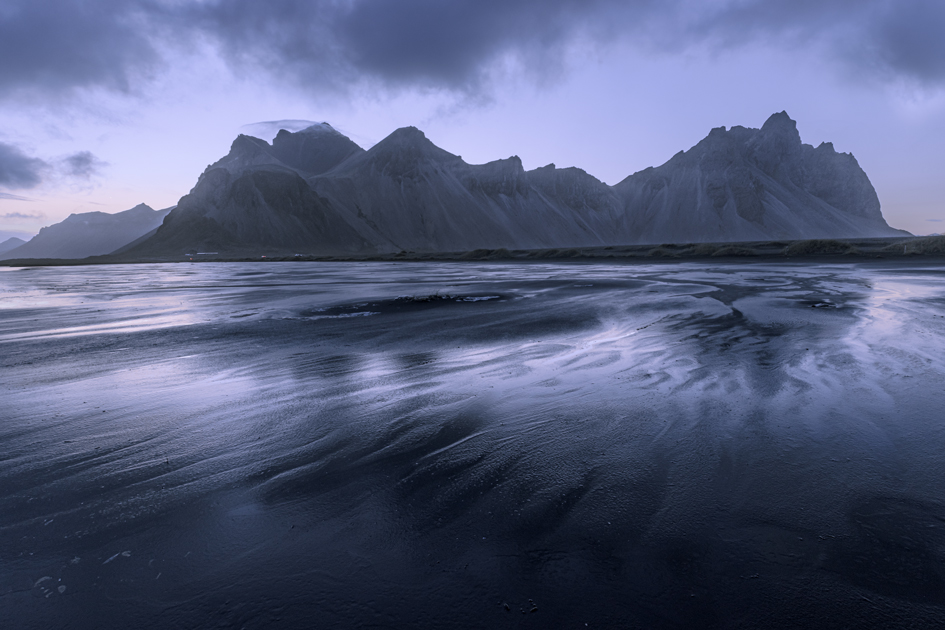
[1,0,944,241]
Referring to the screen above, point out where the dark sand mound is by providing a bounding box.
[883,235,945,255]
[783,239,859,256]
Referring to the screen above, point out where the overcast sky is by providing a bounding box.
[1,0,944,240]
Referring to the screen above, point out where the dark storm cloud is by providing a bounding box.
[62,151,108,180]
[866,0,945,83]
[693,0,945,84]
[0,1,159,96]
[2,0,945,98]
[0,142,106,190]
[0,142,48,189]
[180,0,653,92]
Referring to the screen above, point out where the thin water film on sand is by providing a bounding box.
[2,261,945,628]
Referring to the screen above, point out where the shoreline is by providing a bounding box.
[2,235,944,267]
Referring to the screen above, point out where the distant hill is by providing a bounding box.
[120,114,908,259]
[0,237,26,255]
[1,204,173,260]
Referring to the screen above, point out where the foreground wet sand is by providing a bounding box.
[2,260,945,628]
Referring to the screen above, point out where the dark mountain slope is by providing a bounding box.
[127,168,376,257]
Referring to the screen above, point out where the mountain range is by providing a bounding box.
[2,113,908,261]
[0,204,172,260]
[122,112,904,258]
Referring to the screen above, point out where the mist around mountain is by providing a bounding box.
[119,114,908,258]
[1,204,173,260]
[0,237,26,255]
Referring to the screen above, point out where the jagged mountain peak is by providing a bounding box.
[388,125,426,139]
[297,122,340,135]
[370,126,444,155]
[687,113,799,157]
[377,126,457,150]
[206,135,287,178]
[339,126,463,176]
[485,155,524,170]
[762,110,799,132]
[272,122,346,142]
[756,110,802,146]
[126,203,156,213]
[211,125,364,178]
[229,134,272,155]
[270,123,363,175]
[740,111,803,175]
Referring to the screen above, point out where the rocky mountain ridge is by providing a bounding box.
[1,204,173,260]
[121,113,908,258]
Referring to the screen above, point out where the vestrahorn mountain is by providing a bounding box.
[123,113,906,258]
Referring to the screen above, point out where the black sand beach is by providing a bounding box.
[3,260,945,628]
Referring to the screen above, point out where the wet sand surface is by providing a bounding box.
[2,260,945,629]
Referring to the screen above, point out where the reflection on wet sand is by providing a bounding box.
[2,261,945,628]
